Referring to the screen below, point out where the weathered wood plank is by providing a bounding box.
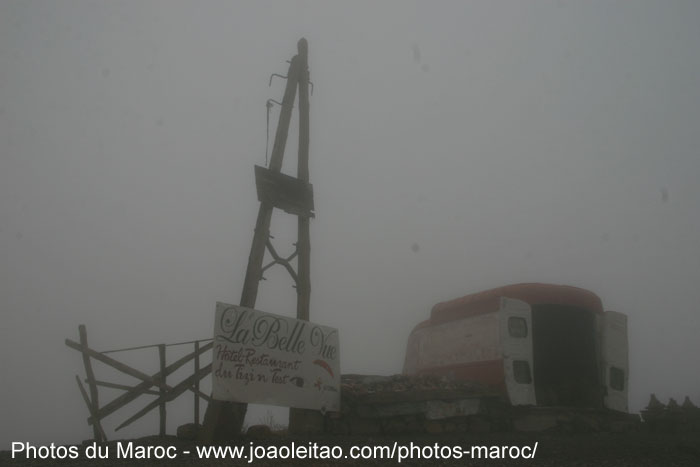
[65,339,212,425]
[75,375,107,441]
[88,379,159,395]
[116,363,212,431]
[158,344,166,436]
[78,326,102,442]
[296,35,311,323]
[88,342,212,424]
[255,165,315,218]
[194,341,200,425]
[67,338,166,388]
[289,37,314,434]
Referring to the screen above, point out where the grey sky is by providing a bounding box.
[1,0,699,446]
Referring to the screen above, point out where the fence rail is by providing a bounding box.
[66,325,213,441]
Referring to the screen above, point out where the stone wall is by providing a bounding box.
[322,374,505,435]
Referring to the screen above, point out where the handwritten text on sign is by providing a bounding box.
[212,302,340,412]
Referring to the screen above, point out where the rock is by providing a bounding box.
[246,424,272,438]
[424,420,444,434]
[346,415,381,435]
[667,398,681,411]
[289,409,324,435]
[609,421,634,433]
[646,393,665,411]
[467,417,492,433]
[570,414,601,433]
[381,416,422,434]
[682,396,697,410]
[176,423,200,440]
[513,413,558,432]
[327,418,350,435]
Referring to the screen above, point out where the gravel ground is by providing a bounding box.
[3,431,700,466]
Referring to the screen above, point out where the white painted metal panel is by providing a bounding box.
[410,313,501,371]
[601,310,628,412]
[499,297,536,406]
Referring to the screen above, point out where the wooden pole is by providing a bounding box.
[79,325,103,442]
[194,340,200,425]
[75,375,107,441]
[201,48,302,443]
[239,54,301,307]
[288,38,317,434]
[296,37,311,323]
[158,344,166,436]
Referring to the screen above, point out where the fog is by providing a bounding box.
[1,0,699,447]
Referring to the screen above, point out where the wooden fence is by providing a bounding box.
[66,325,213,441]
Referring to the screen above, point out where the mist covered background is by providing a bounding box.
[2,0,699,446]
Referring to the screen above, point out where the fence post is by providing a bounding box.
[79,325,103,442]
[194,341,200,425]
[158,344,166,436]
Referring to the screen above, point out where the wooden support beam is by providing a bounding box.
[78,325,103,442]
[88,379,159,395]
[116,363,212,431]
[194,341,200,425]
[158,344,166,437]
[67,338,167,389]
[296,37,311,323]
[240,55,300,310]
[75,375,107,442]
[65,339,212,425]
[201,45,302,444]
[289,37,315,433]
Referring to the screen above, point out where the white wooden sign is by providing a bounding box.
[211,302,340,412]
